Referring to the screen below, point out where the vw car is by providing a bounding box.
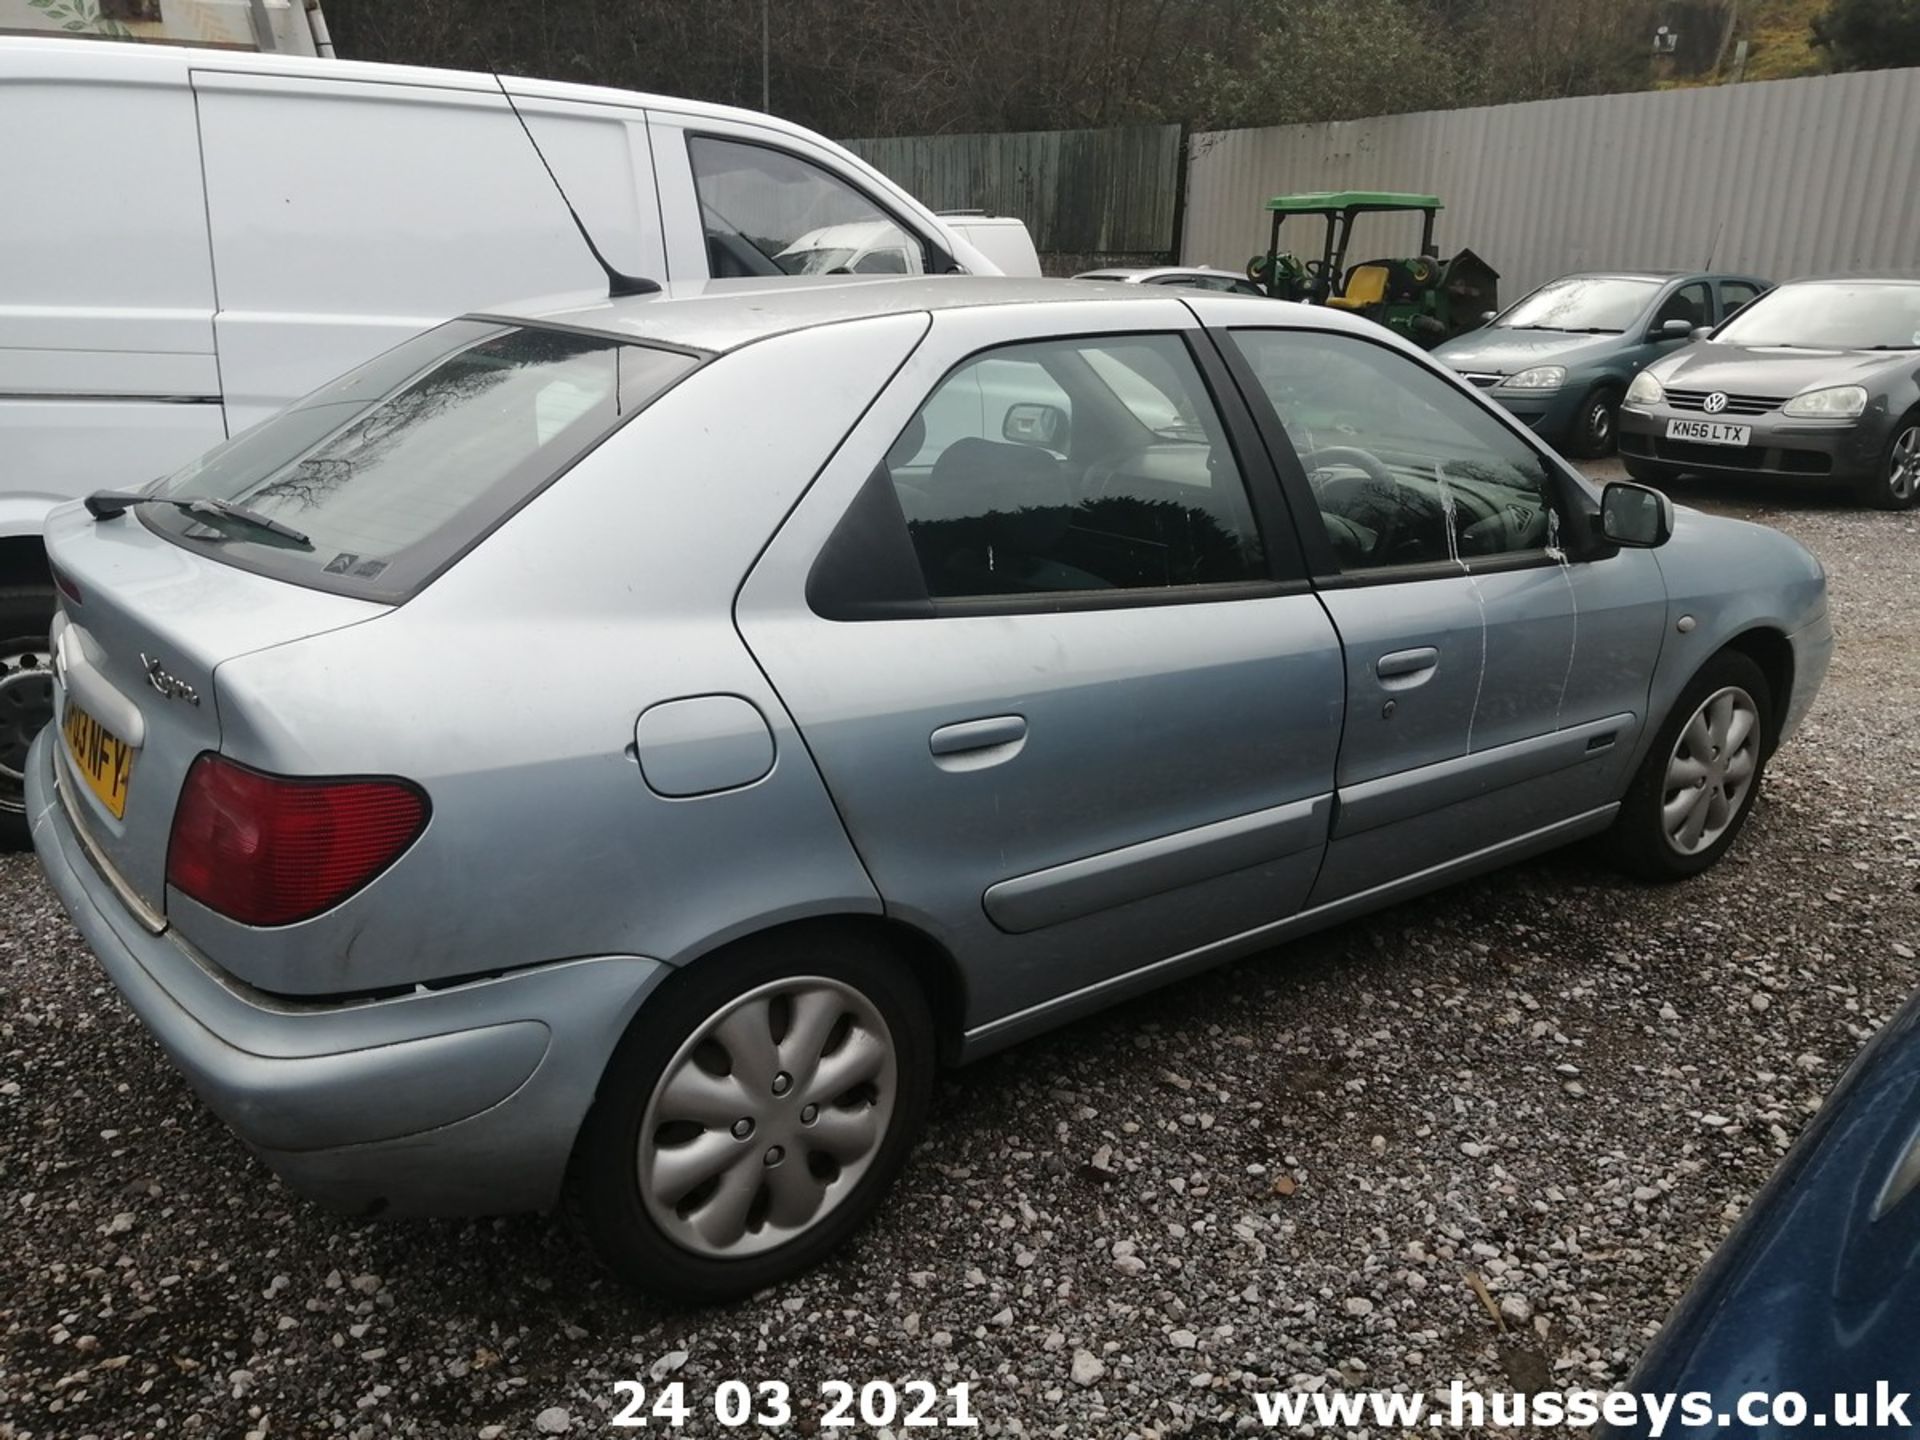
[1434,271,1769,458]
[1618,277,1920,509]
[27,278,1830,1302]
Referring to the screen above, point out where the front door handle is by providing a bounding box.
[1376,647,1439,690]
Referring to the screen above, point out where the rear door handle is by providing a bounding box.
[929,714,1028,767]
[1376,647,1439,690]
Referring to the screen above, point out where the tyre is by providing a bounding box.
[1857,413,1920,511]
[1566,384,1621,459]
[571,929,935,1303]
[0,584,58,851]
[1621,455,1675,486]
[1608,649,1773,882]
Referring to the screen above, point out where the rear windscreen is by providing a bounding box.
[142,320,701,602]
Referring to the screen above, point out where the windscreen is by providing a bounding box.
[1497,276,1660,333]
[142,321,699,602]
[1714,282,1920,350]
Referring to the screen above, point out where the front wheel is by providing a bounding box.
[1858,415,1920,511]
[571,930,934,1303]
[1607,650,1773,881]
[1566,385,1621,459]
[0,584,58,850]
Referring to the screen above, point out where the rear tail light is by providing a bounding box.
[166,755,428,926]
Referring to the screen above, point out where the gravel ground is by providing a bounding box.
[3,467,1917,1439]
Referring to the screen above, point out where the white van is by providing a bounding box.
[0,37,1039,841]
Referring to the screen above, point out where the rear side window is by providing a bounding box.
[143,321,698,601]
[688,136,927,278]
[823,334,1268,608]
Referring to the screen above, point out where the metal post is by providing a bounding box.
[761,0,770,112]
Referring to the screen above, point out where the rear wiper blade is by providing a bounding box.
[84,491,312,547]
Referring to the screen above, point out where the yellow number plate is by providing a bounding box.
[61,699,135,820]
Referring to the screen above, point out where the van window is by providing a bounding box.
[688,136,926,278]
[141,322,698,602]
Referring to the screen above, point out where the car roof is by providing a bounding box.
[1074,266,1243,281]
[1777,274,1920,287]
[482,276,1348,354]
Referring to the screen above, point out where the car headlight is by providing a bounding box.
[1782,384,1868,419]
[1501,366,1567,391]
[1625,371,1664,407]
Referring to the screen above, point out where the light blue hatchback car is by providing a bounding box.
[27,277,1831,1301]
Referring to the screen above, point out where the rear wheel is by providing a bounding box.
[1622,455,1676,487]
[0,585,58,850]
[1608,649,1773,881]
[1859,415,1920,511]
[571,930,934,1303]
[1567,384,1621,459]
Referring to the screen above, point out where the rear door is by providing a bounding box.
[190,68,665,431]
[737,298,1343,1043]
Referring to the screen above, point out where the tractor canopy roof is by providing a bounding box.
[1264,190,1443,214]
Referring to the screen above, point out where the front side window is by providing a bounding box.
[1232,329,1562,573]
[688,136,927,279]
[1652,282,1712,333]
[878,334,1268,600]
[144,321,698,601]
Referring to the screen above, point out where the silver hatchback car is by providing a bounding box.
[28,278,1831,1302]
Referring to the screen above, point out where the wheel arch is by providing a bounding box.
[666,913,969,1068]
[0,535,52,589]
[1720,626,1794,753]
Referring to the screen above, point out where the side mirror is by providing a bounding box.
[1600,481,1674,549]
[1003,402,1068,448]
[1689,324,1715,342]
[1480,309,1498,325]
[1656,317,1694,339]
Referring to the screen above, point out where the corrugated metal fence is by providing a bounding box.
[845,124,1182,269]
[1183,67,1920,298]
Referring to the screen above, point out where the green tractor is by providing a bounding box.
[1245,191,1499,348]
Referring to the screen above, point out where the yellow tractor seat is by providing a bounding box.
[1327,265,1389,310]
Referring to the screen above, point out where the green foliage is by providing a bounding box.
[1812,0,1920,70]
[321,0,1676,137]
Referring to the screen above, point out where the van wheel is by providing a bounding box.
[0,585,58,851]
[571,930,934,1303]
[1607,649,1773,881]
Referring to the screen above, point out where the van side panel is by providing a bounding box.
[0,51,226,521]
[190,71,664,432]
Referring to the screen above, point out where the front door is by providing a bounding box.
[737,301,1344,1043]
[1223,321,1652,903]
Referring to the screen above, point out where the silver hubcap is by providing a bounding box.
[1590,400,1613,444]
[1662,685,1760,855]
[638,976,897,1259]
[1890,425,1920,502]
[0,644,54,813]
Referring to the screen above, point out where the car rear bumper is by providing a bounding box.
[24,731,668,1217]
[1619,405,1887,480]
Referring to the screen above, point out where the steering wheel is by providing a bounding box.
[1300,445,1410,563]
